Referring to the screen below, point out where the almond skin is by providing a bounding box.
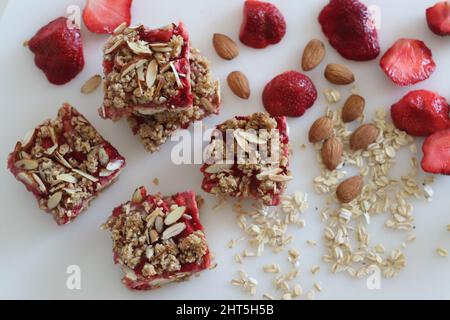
[350,123,379,150]
[342,94,365,122]
[227,71,250,99]
[321,137,343,170]
[213,33,239,60]
[324,64,355,85]
[302,39,326,71]
[309,116,334,143]
[336,176,364,203]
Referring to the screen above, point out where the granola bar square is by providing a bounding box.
[103,187,211,290]
[201,113,291,206]
[7,104,126,225]
[127,48,221,153]
[100,22,193,121]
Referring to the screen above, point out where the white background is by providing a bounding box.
[0,0,449,300]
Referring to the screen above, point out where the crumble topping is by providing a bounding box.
[128,48,221,153]
[8,104,125,224]
[102,24,190,117]
[202,113,291,206]
[103,190,208,280]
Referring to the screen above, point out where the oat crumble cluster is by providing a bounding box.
[7,104,126,225]
[128,48,221,152]
[103,187,211,290]
[201,113,291,206]
[100,22,221,152]
[313,106,434,278]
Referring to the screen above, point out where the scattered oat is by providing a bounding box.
[314,282,323,292]
[152,177,159,185]
[262,293,274,300]
[324,88,341,103]
[231,270,258,296]
[437,247,448,258]
[447,225,450,232]
[263,264,281,274]
[306,240,317,246]
[311,265,321,275]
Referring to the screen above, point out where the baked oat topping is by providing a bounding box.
[129,47,221,153]
[103,188,210,289]
[101,23,194,121]
[7,104,126,225]
[201,113,290,206]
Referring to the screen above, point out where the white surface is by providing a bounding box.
[0,0,449,300]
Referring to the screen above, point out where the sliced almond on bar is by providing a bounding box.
[47,191,63,210]
[57,173,78,184]
[164,206,186,225]
[146,59,158,88]
[162,222,186,240]
[15,159,38,170]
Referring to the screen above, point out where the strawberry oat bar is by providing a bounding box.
[7,104,126,225]
[100,22,193,121]
[128,48,221,152]
[103,187,211,290]
[201,113,291,206]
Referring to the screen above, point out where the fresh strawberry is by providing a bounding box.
[426,1,450,36]
[391,90,450,136]
[380,39,436,86]
[28,17,84,85]
[83,0,132,34]
[421,129,450,175]
[263,71,317,117]
[239,0,286,49]
[318,0,380,61]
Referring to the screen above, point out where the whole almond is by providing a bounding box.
[302,39,326,71]
[336,176,363,203]
[227,71,250,99]
[321,137,343,171]
[324,64,355,85]
[213,33,239,60]
[342,94,365,122]
[309,116,333,143]
[350,123,379,150]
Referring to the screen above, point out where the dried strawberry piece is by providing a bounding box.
[380,39,436,86]
[239,0,286,49]
[318,0,380,61]
[263,71,317,118]
[28,17,84,85]
[426,1,450,36]
[83,0,132,34]
[422,129,450,175]
[391,90,450,136]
